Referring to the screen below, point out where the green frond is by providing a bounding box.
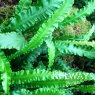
[25,43,47,63]
[0,32,27,50]
[54,57,75,72]
[0,50,12,94]
[11,69,95,88]
[63,40,95,49]
[55,41,95,59]
[8,0,74,60]
[45,39,55,68]
[59,0,95,27]
[14,0,32,15]
[82,24,95,41]
[76,84,95,94]
[12,88,67,95]
[5,0,63,32]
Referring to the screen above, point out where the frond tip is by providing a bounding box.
[46,39,55,67]
[0,50,12,94]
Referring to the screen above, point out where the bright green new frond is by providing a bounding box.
[46,40,55,68]
[76,84,95,94]
[0,32,27,50]
[5,0,63,32]
[63,40,95,48]
[9,0,74,60]
[0,50,12,94]
[59,0,95,27]
[55,41,95,59]
[11,69,95,88]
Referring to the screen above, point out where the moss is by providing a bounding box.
[54,18,91,40]
[0,5,15,21]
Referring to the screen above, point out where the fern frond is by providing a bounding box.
[54,57,75,72]
[12,88,67,95]
[82,24,95,41]
[0,50,12,94]
[55,41,95,59]
[46,39,55,68]
[59,0,95,27]
[25,43,47,63]
[14,0,32,15]
[0,32,27,50]
[76,84,95,94]
[11,69,95,88]
[5,0,63,32]
[8,0,74,60]
[63,40,95,49]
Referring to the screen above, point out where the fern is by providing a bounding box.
[4,0,63,32]
[55,41,95,59]
[63,40,95,49]
[76,84,95,94]
[45,39,55,68]
[59,0,95,27]
[8,0,74,60]
[82,24,95,41]
[0,0,95,94]
[14,0,32,15]
[11,69,95,88]
[0,50,12,94]
[12,88,70,95]
[0,32,26,50]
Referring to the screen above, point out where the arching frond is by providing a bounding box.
[8,0,74,60]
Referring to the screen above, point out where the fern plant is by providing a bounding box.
[0,0,95,95]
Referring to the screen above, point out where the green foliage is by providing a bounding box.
[0,32,26,50]
[8,0,74,60]
[3,0,63,32]
[11,69,95,88]
[76,84,95,94]
[55,41,95,59]
[45,39,55,67]
[12,88,71,95]
[0,50,12,94]
[0,0,95,95]
[59,0,95,27]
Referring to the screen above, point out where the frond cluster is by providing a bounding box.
[0,0,95,94]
